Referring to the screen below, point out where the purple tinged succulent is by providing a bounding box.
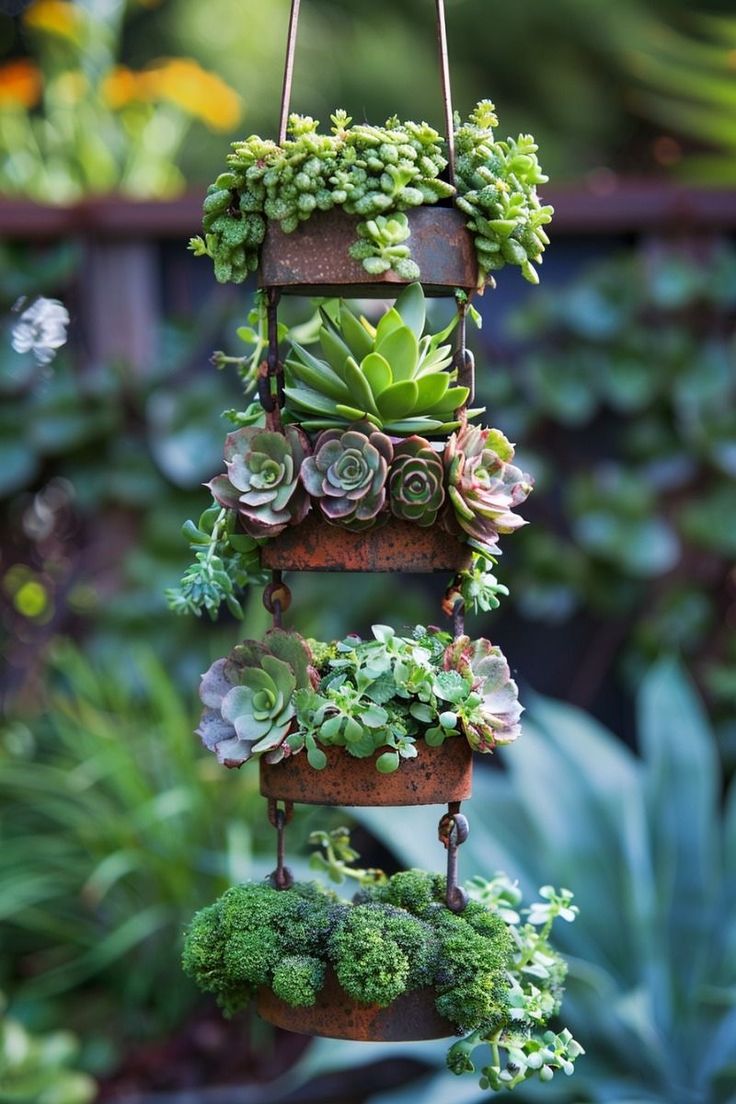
[197,630,315,767]
[389,435,445,527]
[208,425,311,538]
[443,635,522,750]
[300,422,393,531]
[443,424,533,554]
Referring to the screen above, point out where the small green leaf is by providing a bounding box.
[376,750,400,773]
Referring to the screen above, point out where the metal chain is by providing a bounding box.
[277,0,456,177]
[263,569,292,628]
[439,801,470,912]
[267,798,295,889]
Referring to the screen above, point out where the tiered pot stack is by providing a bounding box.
[180,1,585,1090]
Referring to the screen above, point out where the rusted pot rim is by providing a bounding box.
[260,739,472,807]
[257,968,455,1041]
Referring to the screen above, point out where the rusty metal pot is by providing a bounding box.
[260,739,472,807]
[257,968,455,1041]
[259,207,477,297]
[260,515,472,573]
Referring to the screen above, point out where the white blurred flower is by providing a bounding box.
[11,297,69,366]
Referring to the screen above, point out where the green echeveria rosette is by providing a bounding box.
[300,423,394,531]
[197,630,315,767]
[208,424,311,538]
[443,424,533,555]
[389,435,445,527]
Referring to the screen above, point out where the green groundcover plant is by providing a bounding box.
[182,832,582,1094]
[189,101,552,289]
[196,624,522,772]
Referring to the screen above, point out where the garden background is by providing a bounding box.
[1,0,735,1101]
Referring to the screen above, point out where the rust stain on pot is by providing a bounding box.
[259,207,478,296]
[260,740,472,806]
[261,515,472,573]
[257,968,455,1041]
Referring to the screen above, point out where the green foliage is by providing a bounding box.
[198,622,522,770]
[194,105,550,289]
[629,15,736,185]
[351,660,734,1103]
[497,240,736,720]
[0,995,96,1104]
[349,213,420,280]
[0,641,308,1035]
[308,827,388,887]
[165,502,266,620]
[454,101,553,286]
[284,283,473,435]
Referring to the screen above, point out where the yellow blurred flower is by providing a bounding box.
[23,0,83,40]
[142,58,241,131]
[0,59,42,109]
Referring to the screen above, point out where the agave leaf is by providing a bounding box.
[425,385,469,413]
[414,373,450,411]
[375,380,419,420]
[285,359,351,402]
[417,343,455,375]
[290,341,338,380]
[335,403,381,424]
[319,321,354,377]
[283,386,341,416]
[376,326,419,382]
[341,357,382,416]
[394,282,426,338]
[339,303,374,361]
[383,417,445,434]
[361,352,392,396]
[374,307,403,344]
[426,312,459,350]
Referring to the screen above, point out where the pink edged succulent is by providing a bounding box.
[208,424,311,538]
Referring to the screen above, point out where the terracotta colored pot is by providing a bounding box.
[259,739,472,807]
[257,968,455,1041]
[260,515,472,573]
[258,206,477,297]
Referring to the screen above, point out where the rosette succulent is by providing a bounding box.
[300,423,393,530]
[389,435,445,526]
[284,283,476,436]
[208,424,311,538]
[444,424,533,554]
[197,630,314,767]
[443,635,522,750]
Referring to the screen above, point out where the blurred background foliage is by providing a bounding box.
[0,0,735,1100]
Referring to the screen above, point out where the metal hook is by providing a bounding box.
[267,798,294,890]
[439,801,469,912]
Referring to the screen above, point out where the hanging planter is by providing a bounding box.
[196,625,522,784]
[259,207,477,297]
[260,515,472,573]
[259,738,472,806]
[256,968,453,1040]
[182,834,584,1083]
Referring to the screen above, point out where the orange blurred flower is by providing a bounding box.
[101,65,142,110]
[23,0,83,40]
[142,59,241,131]
[0,59,42,109]
[102,57,241,131]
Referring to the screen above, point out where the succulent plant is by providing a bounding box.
[284,282,476,436]
[348,213,420,280]
[300,423,393,531]
[443,635,522,750]
[443,424,533,554]
[389,435,445,526]
[208,424,311,538]
[197,630,314,767]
